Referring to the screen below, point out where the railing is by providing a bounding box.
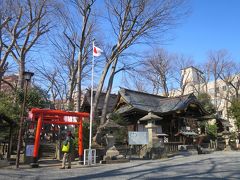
[200,142,218,149]
[115,145,147,159]
[114,142,201,160]
[164,142,182,153]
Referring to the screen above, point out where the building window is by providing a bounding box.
[222,85,226,91]
[216,87,219,93]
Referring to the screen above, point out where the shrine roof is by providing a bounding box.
[115,88,208,115]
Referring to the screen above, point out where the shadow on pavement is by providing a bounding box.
[60,156,240,180]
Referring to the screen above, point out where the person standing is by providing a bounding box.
[61,131,74,169]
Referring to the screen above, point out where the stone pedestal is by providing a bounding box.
[145,121,157,149]
[104,146,120,160]
[145,121,159,159]
[102,146,127,163]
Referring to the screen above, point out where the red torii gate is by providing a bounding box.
[29,108,89,167]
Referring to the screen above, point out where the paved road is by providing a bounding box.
[0,151,240,180]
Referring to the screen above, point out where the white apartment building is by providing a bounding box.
[170,66,239,132]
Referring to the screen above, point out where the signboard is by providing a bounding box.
[128,131,148,145]
[26,145,34,156]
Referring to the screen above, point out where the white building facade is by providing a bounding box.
[170,66,239,132]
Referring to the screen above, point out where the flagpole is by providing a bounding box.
[88,40,102,165]
[89,41,94,151]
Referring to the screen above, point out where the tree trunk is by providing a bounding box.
[67,74,76,110]
[162,78,169,97]
[0,72,3,90]
[100,58,118,124]
[67,94,73,111]
[17,58,25,89]
[92,61,112,120]
[76,52,82,112]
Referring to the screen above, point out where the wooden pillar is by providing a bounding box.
[78,117,83,160]
[32,113,43,163]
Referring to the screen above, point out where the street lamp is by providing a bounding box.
[23,71,34,82]
[16,71,34,168]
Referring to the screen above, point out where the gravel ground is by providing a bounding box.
[0,151,239,180]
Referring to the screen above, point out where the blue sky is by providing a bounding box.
[22,0,240,93]
[165,0,240,63]
[105,0,240,92]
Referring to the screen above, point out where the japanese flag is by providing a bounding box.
[93,45,103,57]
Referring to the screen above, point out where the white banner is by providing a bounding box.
[128,131,148,145]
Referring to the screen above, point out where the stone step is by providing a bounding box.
[40,145,56,151]
[40,144,56,158]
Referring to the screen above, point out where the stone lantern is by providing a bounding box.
[222,130,231,151]
[96,116,126,162]
[139,111,162,150]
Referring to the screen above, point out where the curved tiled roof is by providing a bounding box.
[116,88,207,115]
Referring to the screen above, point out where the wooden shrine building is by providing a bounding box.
[114,88,210,145]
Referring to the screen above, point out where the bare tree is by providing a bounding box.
[219,61,240,101]
[94,0,189,124]
[32,0,95,111]
[206,49,230,111]
[0,1,22,89]
[70,0,95,112]
[140,48,174,96]
[50,29,93,110]
[34,61,66,109]
[51,31,78,109]
[124,70,148,92]
[171,54,195,95]
[3,0,53,89]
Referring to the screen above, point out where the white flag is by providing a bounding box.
[93,45,103,57]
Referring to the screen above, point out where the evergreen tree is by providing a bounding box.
[229,99,240,131]
[197,93,216,114]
